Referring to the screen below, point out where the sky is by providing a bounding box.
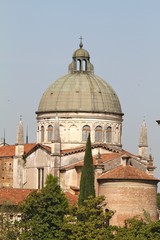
[0,1,160,183]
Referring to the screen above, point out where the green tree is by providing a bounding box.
[78,133,95,205]
[108,218,160,240]
[19,174,69,240]
[64,195,114,240]
[0,202,19,240]
[157,193,160,210]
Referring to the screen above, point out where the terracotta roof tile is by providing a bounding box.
[61,151,128,170]
[0,143,51,158]
[0,145,15,157]
[24,144,51,157]
[61,143,121,156]
[0,188,33,205]
[24,143,37,153]
[0,188,78,206]
[65,191,78,205]
[98,165,159,181]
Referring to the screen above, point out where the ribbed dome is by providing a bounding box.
[73,48,90,58]
[37,41,122,115]
[38,72,122,114]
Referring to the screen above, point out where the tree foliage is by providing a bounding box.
[19,174,69,240]
[64,195,114,240]
[106,218,160,240]
[0,202,19,240]
[78,133,95,205]
[157,193,160,210]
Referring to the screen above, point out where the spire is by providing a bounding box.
[16,116,24,145]
[139,120,148,147]
[138,120,149,159]
[26,125,28,144]
[3,128,6,145]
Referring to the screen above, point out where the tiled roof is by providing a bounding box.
[24,143,37,154]
[65,191,78,205]
[93,152,123,163]
[0,188,33,205]
[0,188,78,206]
[61,151,130,170]
[0,145,15,157]
[98,165,159,181]
[24,144,51,157]
[0,143,51,158]
[61,143,121,156]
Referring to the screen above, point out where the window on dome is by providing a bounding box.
[47,125,53,141]
[76,59,81,71]
[106,127,112,143]
[82,125,90,141]
[95,126,102,142]
[82,59,87,71]
[41,126,44,142]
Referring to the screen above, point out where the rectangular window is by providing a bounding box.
[38,168,44,189]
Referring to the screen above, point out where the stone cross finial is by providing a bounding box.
[79,36,83,48]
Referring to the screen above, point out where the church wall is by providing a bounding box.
[60,168,78,191]
[98,180,158,226]
[37,112,122,149]
[23,149,54,189]
[61,152,84,166]
[104,157,121,171]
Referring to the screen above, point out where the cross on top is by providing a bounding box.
[79,36,83,48]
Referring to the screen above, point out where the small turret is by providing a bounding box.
[68,37,94,73]
[16,116,24,145]
[138,120,149,159]
[13,116,25,188]
[15,116,24,157]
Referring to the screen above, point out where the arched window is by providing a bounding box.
[76,59,81,71]
[95,126,102,142]
[47,125,53,141]
[106,127,112,143]
[41,126,44,142]
[82,59,87,71]
[82,125,90,141]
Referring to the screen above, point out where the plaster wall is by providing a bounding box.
[37,112,122,149]
[23,148,54,189]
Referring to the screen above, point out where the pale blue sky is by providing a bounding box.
[0,1,160,182]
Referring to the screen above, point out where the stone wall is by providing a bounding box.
[0,158,13,188]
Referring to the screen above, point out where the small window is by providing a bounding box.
[38,168,44,189]
[41,126,44,142]
[76,59,81,71]
[105,209,110,226]
[95,126,102,142]
[82,125,90,141]
[47,125,53,141]
[82,59,87,71]
[106,127,112,143]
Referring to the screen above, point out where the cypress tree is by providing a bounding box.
[78,133,95,205]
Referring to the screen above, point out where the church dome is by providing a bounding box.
[37,40,122,115]
[38,73,122,114]
[73,48,90,58]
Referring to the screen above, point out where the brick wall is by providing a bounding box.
[99,180,158,226]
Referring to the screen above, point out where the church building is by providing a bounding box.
[0,40,159,226]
